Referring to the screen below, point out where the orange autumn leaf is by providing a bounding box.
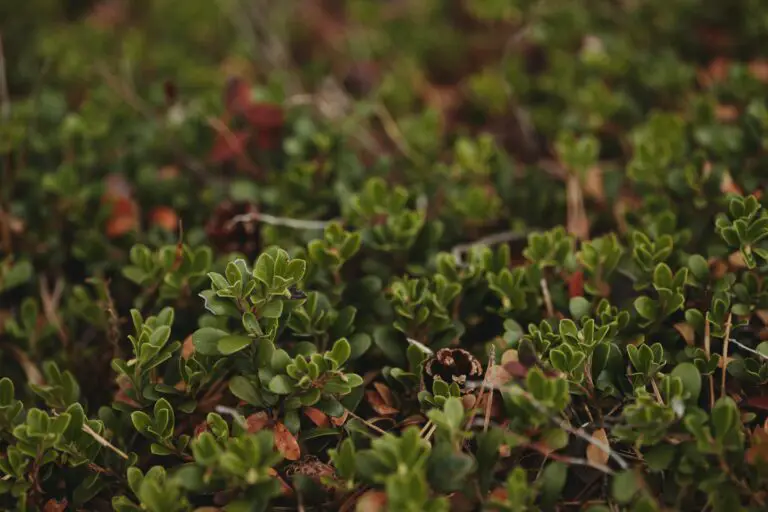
[366,389,398,416]
[43,499,69,512]
[330,409,349,427]
[274,422,301,461]
[181,335,195,360]
[586,428,610,466]
[303,407,330,427]
[149,206,179,231]
[246,412,270,433]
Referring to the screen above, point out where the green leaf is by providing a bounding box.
[670,362,701,402]
[229,377,262,406]
[260,300,284,319]
[217,335,252,355]
[329,338,351,366]
[268,375,295,395]
[192,327,229,356]
[569,297,591,319]
[612,469,639,504]
[644,444,675,472]
[540,461,568,507]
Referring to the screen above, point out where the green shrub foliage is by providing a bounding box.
[2,0,768,510]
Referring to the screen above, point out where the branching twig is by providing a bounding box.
[472,382,630,470]
[226,211,334,231]
[540,277,555,318]
[721,312,733,399]
[215,405,249,430]
[729,338,768,360]
[81,422,129,460]
[39,277,70,349]
[345,408,388,436]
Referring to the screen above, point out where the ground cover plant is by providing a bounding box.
[2,0,768,510]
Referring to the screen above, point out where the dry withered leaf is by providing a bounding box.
[43,498,68,512]
[102,174,139,238]
[462,394,477,410]
[749,59,768,83]
[365,389,399,416]
[354,490,388,512]
[501,349,519,365]
[208,130,250,164]
[720,171,743,195]
[246,412,270,433]
[584,166,605,203]
[330,409,349,427]
[149,206,179,232]
[274,422,301,461]
[673,323,696,346]
[304,406,330,427]
[268,467,293,496]
[566,174,590,241]
[587,428,610,466]
[745,396,768,411]
[746,425,768,465]
[728,251,747,269]
[373,382,395,407]
[181,335,195,360]
[568,270,585,298]
[485,365,512,388]
[715,104,739,122]
[157,165,180,181]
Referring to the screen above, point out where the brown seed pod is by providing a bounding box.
[423,348,483,393]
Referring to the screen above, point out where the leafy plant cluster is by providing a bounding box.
[2,0,768,511]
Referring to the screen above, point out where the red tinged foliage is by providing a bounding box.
[567,270,584,298]
[210,77,285,163]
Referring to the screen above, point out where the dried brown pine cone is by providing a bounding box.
[205,201,261,257]
[423,348,483,393]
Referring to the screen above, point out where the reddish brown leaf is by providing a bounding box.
[749,60,768,83]
[303,407,330,427]
[104,196,140,238]
[715,104,739,122]
[373,382,395,406]
[243,103,284,129]
[568,270,584,298]
[157,165,180,181]
[274,422,301,461]
[246,412,270,433]
[745,396,768,411]
[43,498,68,512]
[330,409,349,427]
[149,206,179,232]
[485,365,512,387]
[208,130,250,164]
[365,390,399,416]
[268,467,293,495]
[224,77,252,113]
